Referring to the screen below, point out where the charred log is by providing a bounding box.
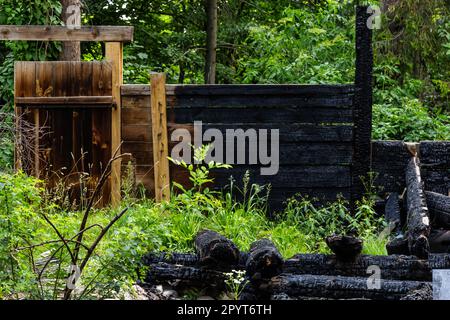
[425,191,450,229]
[269,274,429,300]
[284,254,432,281]
[145,262,226,288]
[429,229,450,253]
[386,236,410,255]
[194,230,240,269]
[405,157,431,258]
[325,235,363,262]
[246,239,284,281]
[385,192,402,233]
[143,251,249,268]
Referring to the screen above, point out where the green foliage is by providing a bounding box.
[0,158,388,300]
[0,171,43,299]
[0,113,14,171]
[0,0,62,111]
[373,98,450,141]
[237,4,355,84]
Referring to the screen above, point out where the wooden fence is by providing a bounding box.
[121,84,366,210]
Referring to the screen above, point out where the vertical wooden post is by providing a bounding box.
[33,110,40,177]
[352,6,373,208]
[105,42,123,206]
[151,73,171,202]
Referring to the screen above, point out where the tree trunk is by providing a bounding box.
[60,0,81,61]
[204,0,218,84]
[405,157,430,258]
[245,239,283,281]
[194,230,240,269]
[268,274,430,300]
[425,191,450,229]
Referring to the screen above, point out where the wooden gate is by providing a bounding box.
[14,61,117,206]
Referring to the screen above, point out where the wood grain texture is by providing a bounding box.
[151,74,170,202]
[0,25,133,41]
[105,42,123,206]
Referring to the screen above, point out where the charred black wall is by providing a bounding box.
[371,141,450,197]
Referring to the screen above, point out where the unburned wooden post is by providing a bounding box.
[105,42,123,206]
[150,73,171,202]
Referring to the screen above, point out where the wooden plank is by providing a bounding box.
[15,96,115,105]
[168,106,353,124]
[122,107,152,125]
[420,141,450,168]
[151,73,171,202]
[123,123,354,144]
[124,105,353,125]
[15,61,113,97]
[166,94,354,109]
[121,84,355,96]
[210,166,352,189]
[121,96,151,109]
[105,42,123,206]
[0,25,134,42]
[122,142,353,167]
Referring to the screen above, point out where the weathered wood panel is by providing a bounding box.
[121,84,357,210]
[14,61,113,206]
[0,25,133,42]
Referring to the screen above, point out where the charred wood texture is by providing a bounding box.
[325,235,363,262]
[352,5,373,208]
[425,191,450,229]
[284,254,432,281]
[405,157,431,258]
[145,262,226,288]
[385,192,402,233]
[429,229,450,254]
[142,252,200,267]
[142,251,249,268]
[143,252,450,282]
[245,239,284,281]
[386,236,410,256]
[269,274,428,300]
[194,230,240,269]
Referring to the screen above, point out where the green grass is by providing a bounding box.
[0,167,388,300]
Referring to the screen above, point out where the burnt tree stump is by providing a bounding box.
[386,236,410,256]
[245,239,284,281]
[194,230,240,269]
[325,235,363,262]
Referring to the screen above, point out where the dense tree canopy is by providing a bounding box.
[0,0,449,144]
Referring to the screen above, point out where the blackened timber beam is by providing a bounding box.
[352,6,373,208]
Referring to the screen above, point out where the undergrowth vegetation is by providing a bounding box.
[0,147,387,300]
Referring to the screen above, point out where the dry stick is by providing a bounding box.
[40,212,76,265]
[36,229,96,280]
[16,239,90,252]
[63,207,129,300]
[71,143,129,266]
